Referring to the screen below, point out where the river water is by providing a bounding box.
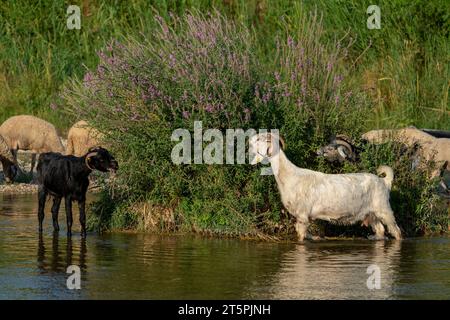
[0,193,449,299]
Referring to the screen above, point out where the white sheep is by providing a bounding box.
[362,127,450,178]
[0,115,64,174]
[66,120,104,157]
[249,132,402,241]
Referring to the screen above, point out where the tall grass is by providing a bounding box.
[1,0,448,130]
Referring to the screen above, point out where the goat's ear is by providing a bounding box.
[267,133,284,156]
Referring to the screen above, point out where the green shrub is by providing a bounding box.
[62,10,447,237]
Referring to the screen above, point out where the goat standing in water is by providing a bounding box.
[36,147,118,237]
[249,132,401,241]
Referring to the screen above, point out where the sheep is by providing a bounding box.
[316,134,360,164]
[0,115,65,175]
[37,147,118,237]
[66,120,104,157]
[0,134,18,183]
[362,127,450,178]
[249,132,402,241]
[317,127,449,177]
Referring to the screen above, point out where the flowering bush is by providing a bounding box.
[62,11,447,237]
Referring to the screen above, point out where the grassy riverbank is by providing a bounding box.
[1,1,449,130]
[1,1,449,237]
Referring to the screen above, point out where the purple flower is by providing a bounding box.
[50,103,57,110]
[334,95,340,105]
[97,65,106,77]
[107,57,117,65]
[301,76,307,96]
[205,103,215,113]
[327,62,333,72]
[274,72,280,82]
[97,50,107,60]
[182,110,191,119]
[262,93,271,104]
[83,72,93,83]
[333,74,343,86]
[287,36,294,47]
[315,92,320,103]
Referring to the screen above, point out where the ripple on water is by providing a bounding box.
[1,194,450,299]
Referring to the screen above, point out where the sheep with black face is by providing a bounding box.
[316,135,359,164]
[36,147,118,237]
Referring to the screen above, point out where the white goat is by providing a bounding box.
[249,132,402,241]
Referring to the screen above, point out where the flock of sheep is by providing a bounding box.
[0,115,102,183]
[0,114,115,237]
[0,114,448,240]
[317,127,450,192]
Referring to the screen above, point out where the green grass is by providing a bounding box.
[1,0,448,131]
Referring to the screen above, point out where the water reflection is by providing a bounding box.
[1,193,449,299]
[37,232,87,274]
[244,241,402,299]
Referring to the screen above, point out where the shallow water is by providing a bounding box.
[0,193,449,299]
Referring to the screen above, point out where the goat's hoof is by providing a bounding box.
[306,234,322,241]
[368,235,387,241]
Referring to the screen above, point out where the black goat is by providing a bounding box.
[1,158,18,183]
[36,147,118,237]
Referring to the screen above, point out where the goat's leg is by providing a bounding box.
[368,221,386,240]
[30,153,37,175]
[51,197,62,232]
[78,198,87,238]
[378,211,402,240]
[38,187,47,232]
[11,149,18,166]
[11,148,24,176]
[295,219,309,242]
[65,197,73,237]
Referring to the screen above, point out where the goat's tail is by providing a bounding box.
[377,165,394,190]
